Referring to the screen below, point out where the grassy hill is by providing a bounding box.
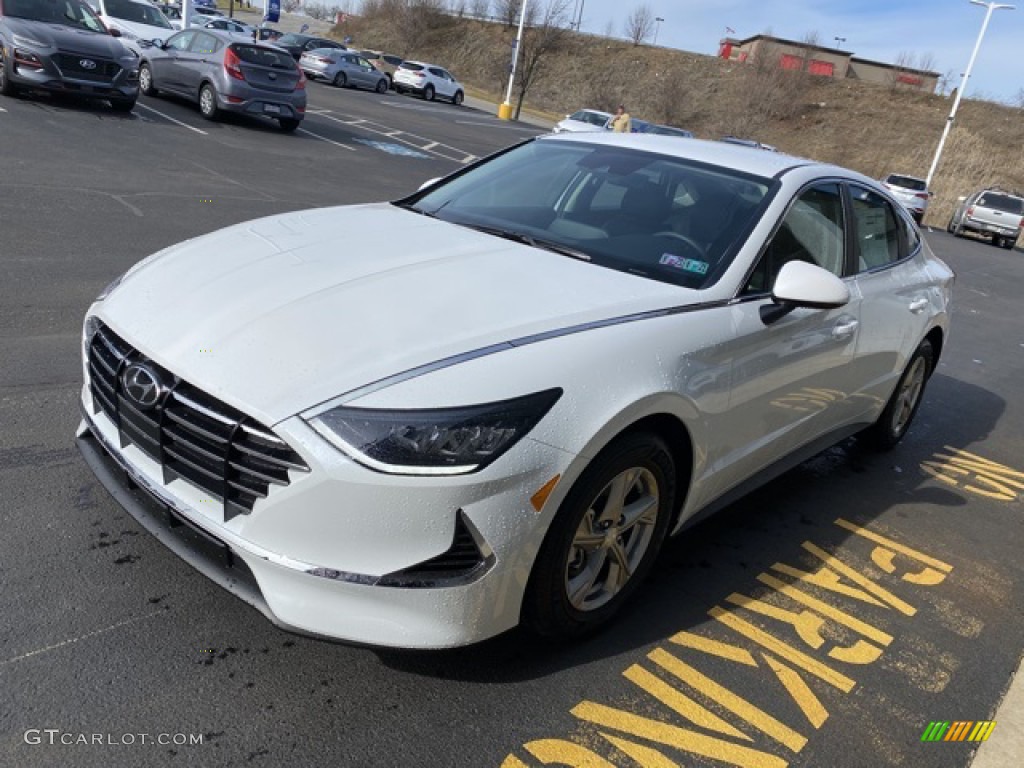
[303,7,1021,228]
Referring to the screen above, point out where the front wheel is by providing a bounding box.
[523,432,676,640]
[332,72,346,88]
[198,83,219,121]
[423,84,434,101]
[864,339,934,450]
[452,89,463,106]
[278,117,300,133]
[375,77,388,93]
[0,51,19,97]
[139,63,158,96]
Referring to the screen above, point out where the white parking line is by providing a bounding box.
[306,110,477,163]
[134,102,208,135]
[455,119,543,133]
[0,106,7,112]
[297,126,356,151]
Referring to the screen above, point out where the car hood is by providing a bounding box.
[4,18,129,58]
[103,17,174,42]
[98,204,700,425]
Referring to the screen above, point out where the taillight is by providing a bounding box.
[915,192,930,199]
[967,206,975,217]
[296,67,306,90]
[316,56,334,64]
[224,47,245,81]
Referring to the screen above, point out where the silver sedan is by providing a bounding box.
[300,49,388,92]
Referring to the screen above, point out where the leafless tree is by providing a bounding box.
[511,0,572,118]
[468,0,490,17]
[623,3,655,46]
[495,0,522,26]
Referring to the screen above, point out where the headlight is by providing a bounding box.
[12,34,49,49]
[307,389,562,475]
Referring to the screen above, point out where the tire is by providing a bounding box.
[139,63,158,96]
[198,83,219,121]
[332,72,346,88]
[864,339,934,450]
[278,117,300,133]
[375,77,388,94]
[452,89,464,106]
[523,432,676,640]
[0,51,19,97]
[423,84,434,101]
[990,236,1003,248]
[946,218,954,234]
[1003,238,1017,251]
[109,97,136,113]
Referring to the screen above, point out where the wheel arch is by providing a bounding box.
[924,326,944,373]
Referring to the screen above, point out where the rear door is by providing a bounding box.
[181,31,222,94]
[848,184,934,414]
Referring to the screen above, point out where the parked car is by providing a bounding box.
[720,136,778,151]
[881,173,931,224]
[631,120,693,138]
[255,27,282,43]
[300,49,388,92]
[947,187,1024,249]
[0,0,140,111]
[272,33,345,61]
[358,49,402,88]
[85,0,175,51]
[199,17,254,38]
[77,134,953,649]
[137,29,305,131]
[393,60,463,104]
[552,108,613,133]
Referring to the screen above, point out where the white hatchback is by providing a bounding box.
[86,0,175,49]
[392,60,464,104]
[77,134,953,649]
[553,108,613,133]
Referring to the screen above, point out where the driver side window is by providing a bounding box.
[744,183,845,294]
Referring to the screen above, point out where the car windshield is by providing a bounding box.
[105,0,172,28]
[571,110,609,126]
[977,193,1024,215]
[4,0,106,31]
[402,139,774,290]
[275,34,307,46]
[886,175,926,191]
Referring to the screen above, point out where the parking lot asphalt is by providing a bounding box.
[1,83,1022,768]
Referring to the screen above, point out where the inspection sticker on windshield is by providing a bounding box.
[660,253,709,274]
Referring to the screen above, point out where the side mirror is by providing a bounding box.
[109,27,122,37]
[761,261,850,324]
[152,38,165,49]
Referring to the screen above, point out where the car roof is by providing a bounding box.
[542,132,838,180]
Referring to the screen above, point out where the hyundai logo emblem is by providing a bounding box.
[121,363,164,409]
[79,59,97,70]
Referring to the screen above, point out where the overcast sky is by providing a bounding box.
[566,0,1022,103]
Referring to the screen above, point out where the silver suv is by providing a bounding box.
[948,187,1024,249]
[881,173,931,224]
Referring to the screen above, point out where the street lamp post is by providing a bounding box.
[925,0,1015,188]
[833,36,846,48]
[654,17,665,45]
[498,0,530,120]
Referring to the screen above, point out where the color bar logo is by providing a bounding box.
[921,721,996,742]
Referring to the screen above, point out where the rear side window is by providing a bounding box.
[977,193,1024,215]
[190,32,220,55]
[400,62,424,71]
[850,185,901,271]
[232,45,294,68]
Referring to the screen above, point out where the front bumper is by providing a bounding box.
[76,383,572,648]
[8,51,138,100]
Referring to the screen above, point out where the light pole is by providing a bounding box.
[925,0,1014,187]
[654,17,665,45]
[498,0,530,120]
[833,36,846,48]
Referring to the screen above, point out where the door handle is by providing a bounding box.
[832,319,859,339]
[908,298,928,313]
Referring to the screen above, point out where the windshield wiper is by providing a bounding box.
[458,223,592,262]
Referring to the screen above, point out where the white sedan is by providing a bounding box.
[76,134,953,648]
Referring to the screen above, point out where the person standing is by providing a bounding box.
[610,105,632,133]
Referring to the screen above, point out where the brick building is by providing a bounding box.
[718,34,940,93]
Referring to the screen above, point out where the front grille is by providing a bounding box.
[55,53,120,82]
[87,323,309,520]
